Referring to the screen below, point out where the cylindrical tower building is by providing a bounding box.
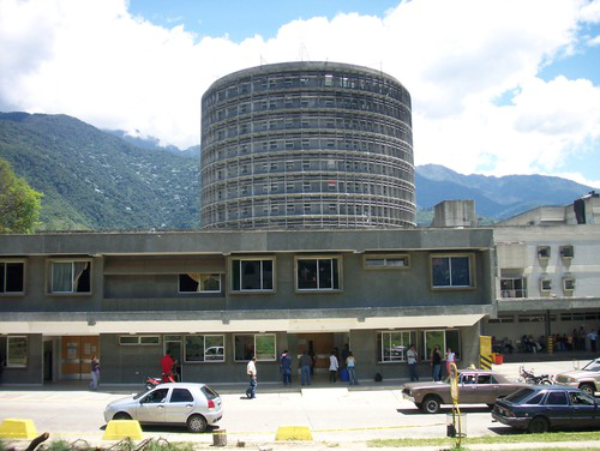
[200,61,415,229]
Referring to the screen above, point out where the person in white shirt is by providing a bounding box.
[445,348,456,377]
[329,350,339,383]
[246,357,257,399]
[407,345,419,381]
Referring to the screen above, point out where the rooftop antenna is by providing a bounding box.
[299,43,309,62]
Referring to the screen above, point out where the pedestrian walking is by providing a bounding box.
[299,350,312,386]
[346,351,359,385]
[329,350,339,383]
[280,350,292,385]
[407,345,419,381]
[89,355,100,390]
[246,356,257,398]
[589,330,597,353]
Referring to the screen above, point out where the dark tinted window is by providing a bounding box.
[170,389,194,403]
[569,391,596,406]
[143,388,169,404]
[0,262,25,293]
[526,393,545,405]
[545,391,568,405]
[505,388,536,403]
[477,375,492,384]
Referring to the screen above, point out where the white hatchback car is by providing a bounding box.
[104,383,223,432]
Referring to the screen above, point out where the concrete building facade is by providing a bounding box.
[200,61,416,230]
[0,228,493,385]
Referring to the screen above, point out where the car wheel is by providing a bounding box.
[580,383,595,395]
[422,396,441,414]
[187,414,208,433]
[113,412,132,421]
[528,416,549,434]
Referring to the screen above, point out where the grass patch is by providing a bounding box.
[368,430,600,447]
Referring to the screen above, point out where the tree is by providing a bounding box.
[0,158,43,233]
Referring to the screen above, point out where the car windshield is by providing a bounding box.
[582,360,600,372]
[505,387,537,403]
[134,390,149,400]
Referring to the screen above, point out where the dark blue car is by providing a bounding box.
[493,385,600,433]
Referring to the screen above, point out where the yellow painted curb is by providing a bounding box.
[275,426,313,441]
[0,418,38,439]
[102,420,143,440]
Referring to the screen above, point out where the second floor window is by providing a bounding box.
[179,274,221,293]
[297,257,340,290]
[500,278,527,298]
[231,259,274,291]
[0,261,24,294]
[431,255,472,288]
[51,261,91,294]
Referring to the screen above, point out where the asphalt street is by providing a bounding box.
[0,359,594,447]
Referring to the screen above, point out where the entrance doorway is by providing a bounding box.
[60,336,99,380]
[291,332,349,374]
[164,335,183,381]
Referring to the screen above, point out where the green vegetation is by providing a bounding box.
[0,113,199,231]
[0,157,42,233]
[368,430,600,448]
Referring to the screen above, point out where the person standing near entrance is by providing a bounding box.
[246,356,257,398]
[407,345,419,381]
[588,330,597,353]
[280,350,292,386]
[89,355,100,390]
[160,350,175,383]
[329,350,339,383]
[299,350,313,386]
[431,345,442,381]
[346,351,359,385]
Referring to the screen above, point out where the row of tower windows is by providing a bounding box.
[203,71,410,107]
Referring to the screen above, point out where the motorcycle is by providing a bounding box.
[519,366,552,385]
[144,373,175,391]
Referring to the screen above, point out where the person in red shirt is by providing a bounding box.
[160,350,175,383]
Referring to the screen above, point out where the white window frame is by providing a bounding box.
[563,277,575,293]
[378,331,413,363]
[560,245,574,259]
[230,257,276,293]
[537,246,551,260]
[49,259,92,294]
[118,335,161,346]
[184,334,225,363]
[539,277,552,293]
[364,254,410,270]
[6,336,28,368]
[233,333,277,362]
[422,329,461,362]
[178,273,222,294]
[0,260,25,295]
[430,254,474,289]
[295,255,342,292]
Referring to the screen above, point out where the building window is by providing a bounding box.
[50,261,91,294]
[0,261,24,294]
[231,258,274,292]
[431,255,472,288]
[563,277,575,293]
[364,255,410,269]
[560,245,574,259]
[234,334,276,361]
[537,246,551,260]
[539,277,552,293]
[179,274,221,293]
[296,257,341,291]
[184,335,224,362]
[500,278,527,298]
[118,335,161,346]
[423,330,460,361]
[7,336,27,367]
[378,331,413,362]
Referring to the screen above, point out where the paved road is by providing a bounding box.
[0,359,589,445]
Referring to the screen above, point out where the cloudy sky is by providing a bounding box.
[1,0,600,187]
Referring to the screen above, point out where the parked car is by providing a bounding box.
[103,383,223,432]
[492,385,600,433]
[402,370,526,413]
[554,358,600,395]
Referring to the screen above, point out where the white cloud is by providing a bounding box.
[0,0,599,185]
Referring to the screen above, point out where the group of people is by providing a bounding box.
[406,345,456,382]
[493,328,600,354]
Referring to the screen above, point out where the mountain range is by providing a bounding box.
[0,112,595,230]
